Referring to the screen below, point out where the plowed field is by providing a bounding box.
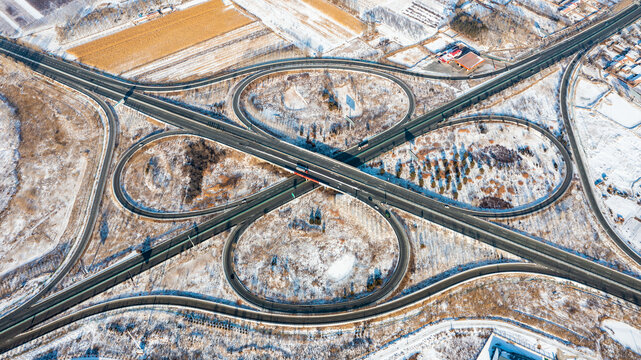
[68,0,253,74]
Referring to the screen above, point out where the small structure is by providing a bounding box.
[345,94,355,111]
[455,51,485,71]
[477,333,554,360]
[439,48,463,63]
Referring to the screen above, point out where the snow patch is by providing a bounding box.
[596,92,641,128]
[0,98,20,214]
[326,253,355,281]
[574,78,608,108]
[283,86,307,110]
[601,319,641,355]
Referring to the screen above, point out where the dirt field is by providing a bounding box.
[299,0,363,34]
[68,0,253,74]
[121,21,294,82]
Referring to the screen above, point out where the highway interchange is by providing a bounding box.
[0,3,641,353]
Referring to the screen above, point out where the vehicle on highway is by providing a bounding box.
[358,139,369,150]
[296,164,309,174]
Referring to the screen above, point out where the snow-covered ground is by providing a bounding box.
[468,64,566,134]
[122,135,288,213]
[386,46,430,67]
[363,121,565,211]
[53,104,200,293]
[395,209,520,294]
[362,0,456,46]
[601,319,641,356]
[241,69,409,154]
[0,97,19,214]
[79,230,240,307]
[595,91,641,128]
[0,56,103,312]
[12,271,641,359]
[367,319,588,360]
[235,189,398,303]
[572,65,641,255]
[574,78,608,108]
[233,0,363,54]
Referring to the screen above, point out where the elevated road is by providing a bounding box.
[0,3,640,353]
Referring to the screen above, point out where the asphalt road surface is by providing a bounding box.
[0,3,640,353]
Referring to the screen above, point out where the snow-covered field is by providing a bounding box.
[469,64,566,134]
[122,135,288,213]
[0,97,19,214]
[241,69,409,154]
[595,91,641,128]
[395,209,520,293]
[14,272,641,359]
[361,0,456,46]
[572,65,641,255]
[497,178,641,277]
[235,189,398,303]
[601,319,641,356]
[386,46,429,67]
[367,319,586,360]
[233,0,363,54]
[53,105,201,292]
[82,231,240,307]
[363,121,565,211]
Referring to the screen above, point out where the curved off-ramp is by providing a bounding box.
[0,263,567,352]
[560,52,641,266]
[0,84,117,330]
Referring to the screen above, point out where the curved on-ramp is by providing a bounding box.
[112,130,245,219]
[430,115,574,218]
[231,66,416,141]
[223,200,410,314]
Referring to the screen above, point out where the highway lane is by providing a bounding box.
[560,52,641,266]
[54,82,641,312]
[0,83,117,329]
[0,2,619,95]
[0,263,584,352]
[1,2,637,352]
[223,200,410,313]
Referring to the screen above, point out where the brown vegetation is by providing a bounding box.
[69,0,253,73]
[478,196,513,209]
[182,139,225,204]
